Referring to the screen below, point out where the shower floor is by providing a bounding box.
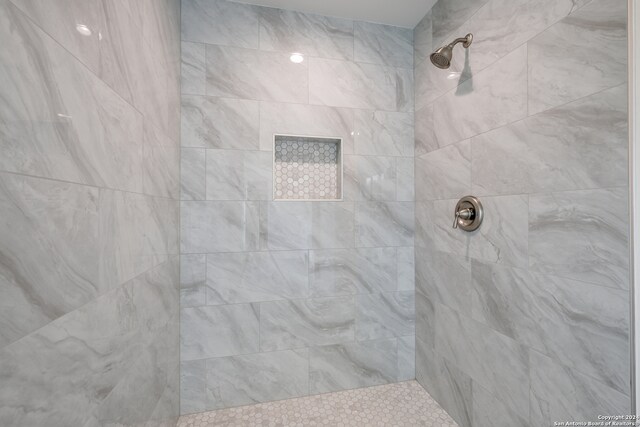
[177,380,458,427]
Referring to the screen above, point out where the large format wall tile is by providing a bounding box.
[431,0,489,47]
[344,155,398,201]
[312,202,356,249]
[414,12,433,66]
[206,251,308,305]
[259,8,354,60]
[471,261,629,394]
[180,148,206,200]
[180,304,259,360]
[180,254,206,308]
[415,140,470,201]
[206,45,308,103]
[309,339,398,394]
[354,22,413,68]
[205,349,309,410]
[181,0,259,48]
[397,335,416,381]
[356,292,415,341]
[259,202,313,250]
[205,149,271,200]
[354,110,414,157]
[528,0,627,114]
[260,297,356,351]
[181,42,206,95]
[529,188,629,289]
[355,202,414,247]
[472,85,628,196]
[143,122,180,199]
[472,383,530,427]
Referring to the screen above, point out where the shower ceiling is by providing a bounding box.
[228,0,437,28]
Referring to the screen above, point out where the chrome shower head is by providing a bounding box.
[430,33,473,69]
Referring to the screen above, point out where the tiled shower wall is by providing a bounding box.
[413,0,629,426]
[179,0,415,413]
[0,0,181,426]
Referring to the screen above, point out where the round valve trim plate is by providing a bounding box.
[454,196,483,232]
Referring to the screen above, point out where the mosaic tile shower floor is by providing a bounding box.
[177,380,458,427]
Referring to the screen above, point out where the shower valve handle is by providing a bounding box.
[452,208,473,229]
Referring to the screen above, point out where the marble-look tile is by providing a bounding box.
[397,336,416,381]
[356,292,415,341]
[413,54,460,112]
[260,297,356,351]
[415,140,470,201]
[354,110,414,157]
[180,360,207,415]
[472,383,530,427]
[468,195,528,269]
[415,248,472,315]
[143,122,179,199]
[310,202,355,249]
[259,102,354,152]
[180,304,259,361]
[529,188,629,289]
[354,22,413,68]
[181,0,259,48]
[206,251,308,305]
[413,11,432,67]
[472,261,629,394]
[415,338,473,427]
[309,248,397,297]
[433,45,527,147]
[259,7,354,60]
[431,0,490,47]
[205,349,309,410]
[181,95,259,149]
[529,350,630,426]
[206,45,308,104]
[180,254,206,308]
[309,339,398,394]
[344,155,397,201]
[0,2,145,193]
[396,157,415,202]
[472,85,628,196]
[205,150,272,200]
[355,202,414,247]
[259,202,313,250]
[309,58,411,112]
[429,199,471,256]
[0,173,100,349]
[396,247,415,291]
[181,42,205,95]
[415,104,437,156]
[415,291,435,348]
[528,0,627,114]
[181,201,258,253]
[435,303,530,416]
[180,148,206,201]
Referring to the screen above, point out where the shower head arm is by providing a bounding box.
[447,33,473,49]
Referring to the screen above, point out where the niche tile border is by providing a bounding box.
[273,134,343,201]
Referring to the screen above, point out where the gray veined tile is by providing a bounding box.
[309,248,397,297]
[259,7,354,61]
[344,155,397,202]
[430,199,471,256]
[354,22,413,68]
[415,291,436,348]
[260,296,356,351]
[206,44,309,104]
[435,303,530,416]
[413,54,460,112]
[471,260,629,394]
[353,110,414,157]
[259,102,355,153]
[472,85,628,196]
[180,201,258,253]
[473,382,530,427]
[413,11,433,67]
[180,360,206,415]
[396,247,415,291]
[143,121,179,199]
[414,104,437,156]
[311,202,356,249]
[206,251,308,305]
[180,304,259,361]
[181,42,206,95]
[396,157,415,202]
[468,194,528,269]
[181,95,259,150]
[394,67,414,113]
[432,44,527,147]
[529,188,629,289]
[356,292,415,341]
[0,173,100,349]
[415,338,473,427]
[397,336,416,381]
[180,148,206,201]
[431,0,490,48]
[259,202,313,250]
[205,150,272,201]
[415,140,470,201]
[530,350,630,426]
[181,0,259,48]
[205,349,309,410]
[355,202,414,247]
[528,0,627,114]
[309,338,398,394]
[180,254,206,308]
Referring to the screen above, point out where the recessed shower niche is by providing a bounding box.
[273,135,343,200]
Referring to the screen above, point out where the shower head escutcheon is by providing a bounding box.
[430,33,473,69]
